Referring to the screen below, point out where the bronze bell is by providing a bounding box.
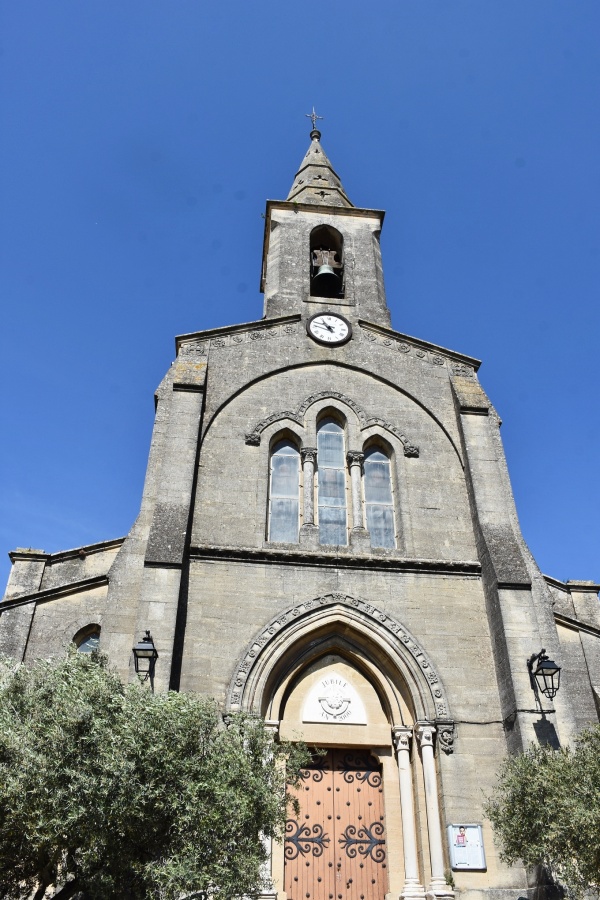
[311,264,341,297]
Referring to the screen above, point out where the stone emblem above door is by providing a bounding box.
[302,670,367,724]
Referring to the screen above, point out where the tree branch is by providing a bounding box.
[32,867,53,900]
[52,877,81,900]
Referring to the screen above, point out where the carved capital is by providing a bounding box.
[263,719,280,738]
[392,725,413,753]
[300,447,318,465]
[415,721,436,749]
[435,719,455,754]
[346,450,365,469]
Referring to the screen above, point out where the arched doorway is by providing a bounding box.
[226,594,455,900]
[280,654,396,900]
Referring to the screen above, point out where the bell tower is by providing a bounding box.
[261,122,391,328]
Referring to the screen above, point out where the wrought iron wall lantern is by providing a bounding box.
[528,649,561,701]
[132,630,158,687]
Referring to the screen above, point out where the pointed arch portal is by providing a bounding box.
[227,593,450,722]
[227,594,456,900]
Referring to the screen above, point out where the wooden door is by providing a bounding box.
[284,749,388,900]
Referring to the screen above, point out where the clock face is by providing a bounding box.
[307,313,352,346]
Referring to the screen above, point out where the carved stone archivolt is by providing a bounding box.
[244,390,419,457]
[227,593,451,724]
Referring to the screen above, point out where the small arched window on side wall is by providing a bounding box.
[310,225,344,298]
[317,417,348,546]
[74,625,101,654]
[268,439,300,543]
[364,447,396,549]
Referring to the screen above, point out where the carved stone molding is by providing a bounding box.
[178,323,300,358]
[245,391,419,457]
[358,324,476,379]
[227,593,450,722]
[415,722,436,749]
[435,720,456,755]
[391,725,413,753]
[346,450,365,469]
[300,447,318,464]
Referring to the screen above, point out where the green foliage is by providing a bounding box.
[485,726,600,898]
[0,651,308,900]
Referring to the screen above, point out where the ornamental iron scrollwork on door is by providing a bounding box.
[284,748,387,899]
[284,821,330,860]
[299,767,324,783]
[338,750,382,788]
[339,821,386,863]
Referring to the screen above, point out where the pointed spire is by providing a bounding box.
[286,114,353,208]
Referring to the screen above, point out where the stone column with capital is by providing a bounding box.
[347,451,365,530]
[347,451,370,550]
[299,447,319,548]
[392,726,426,899]
[415,723,454,898]
[300,447,317,524]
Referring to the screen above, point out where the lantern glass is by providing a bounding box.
[536,658,560,699]
[132,631,158,679]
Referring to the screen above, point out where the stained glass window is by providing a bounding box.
[364,447,396,549]
[269,439,300,542]
[317,418,348,546]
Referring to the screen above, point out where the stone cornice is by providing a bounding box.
[265,198,386,221]
[544,574,600,594]
[1,575,109,610]
[554,611,600,639]
[189,544,481,576]
[8,537,124,566]
[175,314,301,354]
[358,321,481,371]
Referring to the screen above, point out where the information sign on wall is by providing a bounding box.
[447,824,486,870]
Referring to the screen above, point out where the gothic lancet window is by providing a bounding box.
[316,418,348,545]
[364,447,396,548]
[268,439,300,542]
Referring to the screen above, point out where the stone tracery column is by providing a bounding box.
[415,723,453,897]
[392,726,426,899]
[347,450,365,531]
[300,447,317,525]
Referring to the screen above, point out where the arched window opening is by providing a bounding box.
[316,418,347,545]
[364,447,396,549]
[268,439,300,543]
[74,626,101,654]
[310,225,344,299]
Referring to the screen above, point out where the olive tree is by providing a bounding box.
[485,726,600,897]
[0,651,307,900]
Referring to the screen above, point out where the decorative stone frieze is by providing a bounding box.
[245,391,419,457]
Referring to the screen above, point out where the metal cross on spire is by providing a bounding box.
[305,107,324,132]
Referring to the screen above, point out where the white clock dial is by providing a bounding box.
[307,313,352,346]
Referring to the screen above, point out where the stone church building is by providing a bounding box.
[1,126,599,900]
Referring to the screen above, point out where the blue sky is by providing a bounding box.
[1,1,599,591]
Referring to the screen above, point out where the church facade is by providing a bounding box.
[2,127,599,900]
